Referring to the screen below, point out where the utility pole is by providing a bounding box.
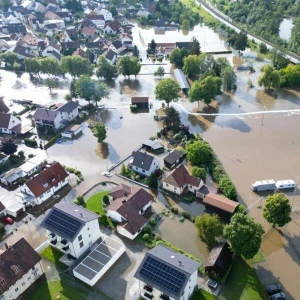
[292,182,299,210]
[261,106,266,125]
[244,197,264,213]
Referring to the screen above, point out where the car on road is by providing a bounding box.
[207,279,218,289]
[101,172,113,177]
[271,292,286,300]
[1,216,14,225]
[266,284,282,295]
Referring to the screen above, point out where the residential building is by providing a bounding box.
[0,201,6,217]
[56,101,79,121]
[41,202,103,258]
[163,150,186,169]
[0,112,21,134]
[130,151,160,177]
[162,164,203,195]
[106,184,153,240]
[117,16,130,26]
[3,23,27,34]
[43,19,65,29]
[96,8,112,21]
[119,32,133,49]
[61,124,83,139]
[0,153,8,164]
[131,97,149,109]
[85,14,105,28]
[0,168,23,186]
[20,162,69,206]
[81,26,97,38]
[104,49,117,64]
[142,139,164,154]
[0,238,44,300]
[41,39,61,60]
[134,245,200,300]
[2,12,20,24]
[103,20,120,35]
[0,98,9,113]
[109,40,123,54]
[72,48,88,59]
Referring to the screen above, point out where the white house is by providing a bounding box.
[41,202,103,259]
[95,8,112,21]
[20,162,69,206]
[130,151,160,177]
[109,40,124,54]
[106,184,153,240]
[103,20,120,35]
[56,101,79,122]
[162,164,203,195]
[0,112,21,135]
[2,12,20,24]
[104,49,117,65]
[0,238,44,300]
[43,19,65,29]
[134,245,200,300]
[85,14,105,28]
[119,32,133,49]
[0,168,23,186]
[41,39,61,59]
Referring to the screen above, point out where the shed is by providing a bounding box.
[142,139,164,154]
[205,241,233,277]
[173,69,189,92]
[203,193,239,220]
[61,124,83,139]
[131,97,149,109]
[163,150,186,169]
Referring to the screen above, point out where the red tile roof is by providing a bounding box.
[203,193,238,213]
[163,164,201,188]
[25,162,68,197]
[131,97,149,104]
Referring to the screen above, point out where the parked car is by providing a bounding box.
[271,292,286,300]
[1,216,14,225]
[101,172,112,177]
[207,279,218,289]
[266,284,282,295]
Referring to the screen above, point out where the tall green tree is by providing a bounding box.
[189,37,201,55]
[110,4,118,17]
[183,55,200,78]
[92,122,107,143]
[154,78,180,107]
[186,140,212,165]
[96,55,115,81]
[191,166,206,181]
[40,57,61,76]
[132,45,139,58]
[61,56,92,78]
[182,19,190,30]
[116,56,141,78]
[169,48,188,68]
[224,213,264,260]
[258,64,280,90]
[221,66,237,92]
[148,172,158,189]
[154,66,165,77]
[44,78,59,94]
[163,106,181,130]
[271,50,289,70]
[0,52,19,66]
[195,214,223,247]
[234,30,247,52]
[150,39,157,51]
[0,137,17,155]
[263,194,292,227]
[24,58,41,77]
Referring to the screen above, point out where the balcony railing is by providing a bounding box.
[60,239,68,245]
[143,292,153,300]
[47,233,56,240]
[160,294,170,300]
[50,239,57,246]
[143,286,153,294]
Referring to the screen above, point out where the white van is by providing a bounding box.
[275,180,296,190]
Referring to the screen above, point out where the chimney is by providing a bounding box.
[4,243,8,250]
[122,198,126,203]
[80,213,83,218]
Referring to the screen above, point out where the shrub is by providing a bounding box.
[149,218,157,226]
[99,215,109,226]
[142,225,152,234]
[157,131,162,138]
[182,211,191,219]
[191,166,206,181]
[45,133,62,149]
[143,233,150,241]
[28,154,34,158]
[130,104,138,112]
[24,138,37,148]
[219,175,237,200]
[18,150,24,157]
[103,195,110,205]
[170,206,179,214]
[64,93,72,101]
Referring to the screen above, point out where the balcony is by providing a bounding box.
[160,295,170,300]
[143,292,153,300]
[60,239,68,246]
[61,246,70,253]
[143,286,153,294]
[50,239,57,246]
[47,232,56,240]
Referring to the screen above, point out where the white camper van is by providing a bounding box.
[275,180,296,190]
[251,180,276,192]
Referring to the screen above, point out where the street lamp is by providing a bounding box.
[261,106,266,125]
[292,182,299,210]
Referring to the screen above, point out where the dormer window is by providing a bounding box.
[51,178,55,182]
[0,277,5,285]
[42,183,48,188]
[11,265,19,274]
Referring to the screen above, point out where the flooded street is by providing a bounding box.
[1,23,300,299]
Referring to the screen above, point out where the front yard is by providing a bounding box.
[191,289,215,300]
[40,246,66,270]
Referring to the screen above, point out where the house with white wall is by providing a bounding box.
[106,184,153,240]
[134,245,200,300]
[56,101,79,122]
[0,238,44,300]
[0,112,21,135]
[130,151,160,177]
[41,202,103,259]
[162,164,203,195]
[20,162,69,206]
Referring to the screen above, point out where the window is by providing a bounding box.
[32,266,35,271]
[142,170,145,173]
[28,276,31,281]
[15,288,19,292]
[79,241,84,248]
[9,295,12,299]
[0,278,5,285]
[87,227,89,231]
[78,235,82,241]
[22,282,25,286]
[166,184,169,187]
[190,185,192,188]
[11,265,19,274]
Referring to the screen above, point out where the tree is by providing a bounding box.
[169,48,187,68]
[154,78,180,107]
[263,194,292,227]
[189,37,201,55]
[182,19,190,30]
[131,57,141,78]
[195,214,223,247]
[219,176,237,200]
[150,39,157,51]
[24,58,41,77]
[61,56,92,78]
[44,78,59,94]
[70,80,78,99]
[0,137,17,155]
[183,55,200,78]
[40,57,61,76]
[234,30,247,52]
[0,52,19,66]
[133,45,139,58]
[224,213,264,259]
[0,0,12,10]
[221,66,237,92]
[154,66,165,77]
[96,55,115,81]
[259,43,268,54]
[191,166,206,181]
[110,4,118,17]
[148,172,158,189]
[189,76,221,106]
[116,56,141,78]
[198,53,217,77]
[92,122,107,143]
[163,106,181,130]
[214,57,231,77]
[258,64,280,90]
[186,140,212,165]
[271,50,289,70]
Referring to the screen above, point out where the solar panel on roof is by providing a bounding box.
[139,256,187,296]
[44,209,82,239]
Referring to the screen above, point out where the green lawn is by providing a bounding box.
[85,191,114,227]
[220,258,268,300]
[191,289,215,300]
[30,274,110,300]
[40,246,66,270]
[246,251,265,265]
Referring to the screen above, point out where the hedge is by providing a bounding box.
[44,133,62,149]
[24,138,37,148]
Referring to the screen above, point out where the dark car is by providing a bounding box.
[1,216,14,225]
[266,284,282,295]
[271,292,286,300]
[207,279,218,289]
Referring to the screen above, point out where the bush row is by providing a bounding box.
[44,133,62,149]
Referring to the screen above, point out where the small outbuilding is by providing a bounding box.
[163,149,186,169]
[131,97,149,109]
[203,193,239,220]
[205,241,233,277]
[142,139,164,154]
[173,69,190,92]
[61,124,83,139]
